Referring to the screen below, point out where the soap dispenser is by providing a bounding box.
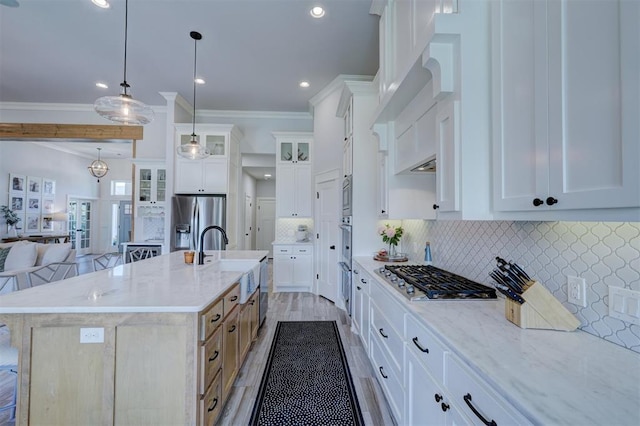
[424,242,432,265]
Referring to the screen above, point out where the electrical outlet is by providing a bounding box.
[80,327,104,343]
[567,276,587,307]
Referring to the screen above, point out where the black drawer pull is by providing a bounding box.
[412,337,429,353]
[207,397,218,412]
[357,286,362,290]
[434,393,443,403]
[210,313,221,323]
[441,402,450,412]
[379,366,388,379]
[464,393,497,426]
[378,328,388,338]
[208,350,219,362]
[229,325,236,333]
[361,278,366,283]
[230,295,238,302]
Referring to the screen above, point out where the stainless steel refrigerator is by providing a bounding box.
[171,195,226,252]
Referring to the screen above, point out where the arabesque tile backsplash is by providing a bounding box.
[396,220,640,353]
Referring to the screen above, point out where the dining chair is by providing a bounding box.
[93,252,124,271]
[128,247,157,263]
[27,262,79,287]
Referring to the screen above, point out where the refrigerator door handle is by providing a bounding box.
[192,198,199,250]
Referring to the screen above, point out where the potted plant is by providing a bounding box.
[1,205,21,237]
[378,223,404,258]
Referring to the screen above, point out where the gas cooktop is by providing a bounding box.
[375,264,497,301]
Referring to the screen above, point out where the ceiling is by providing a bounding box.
[0,0,379,180]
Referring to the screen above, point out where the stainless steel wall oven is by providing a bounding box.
[339,216,352,315]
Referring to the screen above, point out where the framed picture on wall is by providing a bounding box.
[41,215,53,231]
[9,173,26,194]
[14,213,25,233]
[43,179,56,196]
[11,195,25,213]
[27,176,42,196]
[27,197,40,214]
[26,214,40,232]
[42,198,54,214]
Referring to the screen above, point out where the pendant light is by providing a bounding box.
[94,0,154,125]
[88,148,109,182]
[176,31,211,160]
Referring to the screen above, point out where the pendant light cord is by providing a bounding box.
[192,33,198,136]
[122,0,129,92]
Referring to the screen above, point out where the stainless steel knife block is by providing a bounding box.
[504,281,580,331]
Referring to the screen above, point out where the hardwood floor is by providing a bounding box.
[0,257,396,426]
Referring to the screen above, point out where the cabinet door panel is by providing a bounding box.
[548,0,639,209]
[275,165,296,217]
[203,160,228,194]
[292,254,312,286]
[176,159,204,193]
[294,165,313,217]
[436,100,460,212]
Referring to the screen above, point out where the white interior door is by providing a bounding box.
[315,175,340,302]
[68,198,94,256]
[256,198,276,258]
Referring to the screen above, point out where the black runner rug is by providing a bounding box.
[249,321,365,426]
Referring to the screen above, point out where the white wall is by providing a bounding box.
[256,180,275,198]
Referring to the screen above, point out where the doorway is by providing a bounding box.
[315,171,340,302]
[256,198,276,258]
[244,194,253,250]
[117,200,132,247]
[68,199,94,256]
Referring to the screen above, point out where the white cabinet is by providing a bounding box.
[135,164,166,205]
[275,164,312,217]
[376,152,389,218]
[272,244,313,292]
[175,125,240,195]
[434,99,460,213]
[492,0,639,218]
[273,132,313,218]
[351,263,371,352]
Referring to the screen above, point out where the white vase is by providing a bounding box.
[7,224,17,237]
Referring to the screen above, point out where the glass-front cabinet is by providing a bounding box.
[137,166,166,204]
[277,138,311,164]
[178,134,226,157]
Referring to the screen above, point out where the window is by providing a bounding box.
[110,180,132,196]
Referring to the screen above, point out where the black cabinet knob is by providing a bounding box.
[546,196,558,205]
[433,204,440,210]
[533,198,544,206]
[381,209,386,214]
[441,402,450,412]
[330,245,335,250]
[434,394,443,403]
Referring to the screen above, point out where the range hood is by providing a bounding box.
[411,158,436,172]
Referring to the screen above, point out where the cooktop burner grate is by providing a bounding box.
[383,265,497,300]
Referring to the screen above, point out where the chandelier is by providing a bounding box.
[94,0,154,125]
[88,148,109,182]
[176,31,210,160]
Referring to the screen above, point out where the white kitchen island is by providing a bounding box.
[0,249,267,425]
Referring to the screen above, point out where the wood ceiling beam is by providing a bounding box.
[0,123,143,141]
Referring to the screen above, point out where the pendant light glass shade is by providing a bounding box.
[88,148,109,181]
[177,31,210,160]
[94,0,154,125]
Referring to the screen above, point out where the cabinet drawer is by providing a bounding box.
[445,353,531,426]
[201,299,224,340]
[371,279,405,336]
[293,246,311,255]
[406,314,446,383]
[200,326,222,395]
[199,370,222,426]
[370,302,404,375]
[370,331,404,424]
[273,245,292,255]
[223,284,240,317]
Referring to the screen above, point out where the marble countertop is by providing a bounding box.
[0,250,268,314]
[354,256,640,426]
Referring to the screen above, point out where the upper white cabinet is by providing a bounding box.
[273,132,313,218]
[136,165,166,205]
[174,125,241,195]
[492,0,639,219]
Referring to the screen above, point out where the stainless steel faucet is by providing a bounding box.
[198,225,229,265]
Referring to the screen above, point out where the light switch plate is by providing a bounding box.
[608,286,640,325]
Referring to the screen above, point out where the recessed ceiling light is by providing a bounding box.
[92,0,110,9]
[195,78,205,85]
[299,81,310,88]
[264,174,272,178]
[310,6,325,18]
[96,82,108,89]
